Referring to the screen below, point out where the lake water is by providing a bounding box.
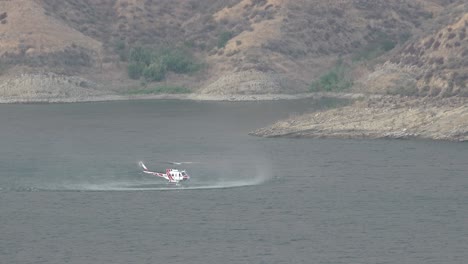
[0,99,467,264]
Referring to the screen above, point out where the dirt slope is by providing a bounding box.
[0,0,466,99]
[0,0,102,73]
[200,0,438,94]
[358,9,467,97]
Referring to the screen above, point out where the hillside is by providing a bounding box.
[0,0,466,100]
[357,10,468,97]
[0,0,102,71]
[248,1,468,142]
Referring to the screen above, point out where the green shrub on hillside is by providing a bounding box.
[310,61,353,92]
[127,62,146,80]
[143,63,166,81]
[129,47,152,66]
[0,62,7,75]
[381,39,397,52]
[114,40,126,51]
[159,48,200,74]
[217,31,233,48]
[126,46,202,82]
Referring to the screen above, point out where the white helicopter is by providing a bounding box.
[138,161,190,184]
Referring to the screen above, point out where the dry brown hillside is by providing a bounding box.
[0,0,102,73]
[356,1,467,97]
[200,0,438,94]
[0,0,466,98]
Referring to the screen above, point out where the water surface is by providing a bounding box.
[0,99,467,264]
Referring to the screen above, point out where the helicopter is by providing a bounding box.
[138,161,190,184]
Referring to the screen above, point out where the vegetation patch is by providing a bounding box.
[127,46,203,82]
[0,61,8,76]
[309,60,353,92]
[114,40,127,61]
[125,85,192,95]
[217,31,233,48]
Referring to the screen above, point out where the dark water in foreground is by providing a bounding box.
[0,99,467,264]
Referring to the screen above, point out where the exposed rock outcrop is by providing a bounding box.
[199,70,307,95]
[0,73,105,103]
[251,96,468,142]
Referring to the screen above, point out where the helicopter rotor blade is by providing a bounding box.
[163,161,199,165]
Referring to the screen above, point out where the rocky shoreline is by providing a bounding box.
[0,89,369,104]
[0,71,378,103]
[0,92,349,103]
[1,74,466,142]
[0,73,367,103]
[250,96,468,142]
